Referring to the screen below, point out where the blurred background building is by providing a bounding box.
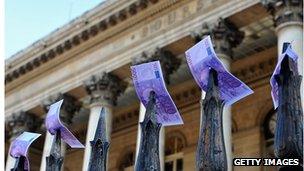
[4,0,303,171]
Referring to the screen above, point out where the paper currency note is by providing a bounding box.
[131,61,183,126]
[9,132,41,171]
[45,99,84,148]
[185,35,253,105]
[270,45,299,109]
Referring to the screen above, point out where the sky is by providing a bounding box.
[5,0,104,59]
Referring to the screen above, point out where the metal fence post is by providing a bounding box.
[274,43,303,170]
[196,68,227,171]
[46,130,63,171]
[88,108,109,171]
[11,156,26,171]
[135,91,162,171]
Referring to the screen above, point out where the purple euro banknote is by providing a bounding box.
[9,132,41,171]
[185,35,253,105]
[270,45,299,109]
[131,61,183,126]
[45,99,84,148]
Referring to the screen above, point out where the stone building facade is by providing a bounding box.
[5,0,303,171]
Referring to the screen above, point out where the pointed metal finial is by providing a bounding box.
[46,130,64,171]
[282,42,290,53]
[11,156,26,171]
[142,91,158,124]
[196,68,227,171]
[88,108,110,171]
[135,91,162,171]
[273,43,303,170]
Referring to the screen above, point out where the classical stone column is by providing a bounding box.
[5,111,41,171]
[40,93,81,171]
[132,48,181,171]
[262,0,303,113]
[82,72,126,171]
[192,18,244,171]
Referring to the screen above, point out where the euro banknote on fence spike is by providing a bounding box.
[270,44,299,109]
[45,99,84,148]
[9,132,41,171]
[131,61,183,126]
[185,35,253,105]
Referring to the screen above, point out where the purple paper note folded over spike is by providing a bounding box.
[185,35,253,105]
[270,45,299,109]
[131,61,183,126]
[45,99,84,148]
[9,132,41,171]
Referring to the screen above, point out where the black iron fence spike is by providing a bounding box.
[135,91,162,171]
[88,108,110,171]
[196,68,227,171]
[46,130,64,171]
[11,156,26,171]
[274,43,303,171]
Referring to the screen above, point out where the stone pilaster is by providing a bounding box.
[5,111,41,171]
[261,0,302,27]
[82,72,127,171]
[40,93,81,171]
[192,18,244,171]
[84,72,127,106]
[261,0,303,66]
[261,0,303,122]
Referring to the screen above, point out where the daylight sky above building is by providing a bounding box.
[5,0,104,59]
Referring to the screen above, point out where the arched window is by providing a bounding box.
[263,109,276,157]
[262,109,277,171]
[119,150,135,171]
[165,132,186,171]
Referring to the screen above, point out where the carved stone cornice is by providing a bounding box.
[113,108,139,132]
[261,0,303,27]
[84,72,127,106]
[173,86,201,107]
[132,48,181,84]
[233,57,276,84]
[5,0,162,84]
[6,111,41,141]
[42,93,81,125]
[5,0,262,116]
[192,18,245,58]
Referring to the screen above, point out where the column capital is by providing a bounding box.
[261,0,303,28]
[132,48,181,84]
[6,111,41,141]
[192,18,244,58]
[42,93,81,125]
[84,72,127,106]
